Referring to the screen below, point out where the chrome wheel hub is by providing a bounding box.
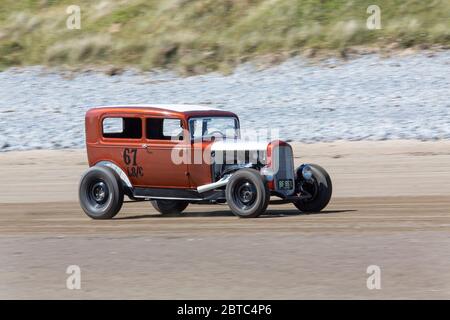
[91,182,108,204]
[233,181,257,209]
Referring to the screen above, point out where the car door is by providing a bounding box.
[135,116,190,188]
[99,115,146,187]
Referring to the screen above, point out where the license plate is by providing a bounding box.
[277,179,293,190]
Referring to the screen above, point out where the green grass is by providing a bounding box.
[0,0,449,73]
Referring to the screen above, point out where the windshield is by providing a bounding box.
[189,117,239,141]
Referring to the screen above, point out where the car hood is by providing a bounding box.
[210,140,270,152]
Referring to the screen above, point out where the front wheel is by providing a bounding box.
[294,164,332,213]
[226,169,270,218]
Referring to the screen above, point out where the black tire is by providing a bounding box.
[150,200,189,215]
[294,164,332,212]
[79,166,124,219]
[225,168,270,218]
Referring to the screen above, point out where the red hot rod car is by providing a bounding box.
[79,105,332,218]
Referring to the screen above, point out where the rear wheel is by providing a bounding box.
[150,200,189,215]
[294,164,332,212]
[226,169,270,218]
[79,166,124,219]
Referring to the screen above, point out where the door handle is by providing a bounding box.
[143,144,152,153]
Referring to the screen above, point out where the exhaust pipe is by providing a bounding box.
[197,175,231,193]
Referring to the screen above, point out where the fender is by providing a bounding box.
[95,161,133,189]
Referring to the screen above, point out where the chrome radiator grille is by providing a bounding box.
[272,145,295,196]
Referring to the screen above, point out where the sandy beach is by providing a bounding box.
[1,140,450,299]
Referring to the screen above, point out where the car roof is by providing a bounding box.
[87,104,236,118]
[93,104,221,112]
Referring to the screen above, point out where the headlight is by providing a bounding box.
[302,165,313,180]
[260,167,274,181]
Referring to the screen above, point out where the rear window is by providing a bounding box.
[146,118,183,140]
[102,117,142,139]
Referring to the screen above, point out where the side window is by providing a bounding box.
[146,118,183,141]
[102,117,142,139]
[189,118,203,140]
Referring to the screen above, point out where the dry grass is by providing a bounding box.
[0,0,449,73]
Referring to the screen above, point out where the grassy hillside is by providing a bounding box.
[0,0,449,73]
